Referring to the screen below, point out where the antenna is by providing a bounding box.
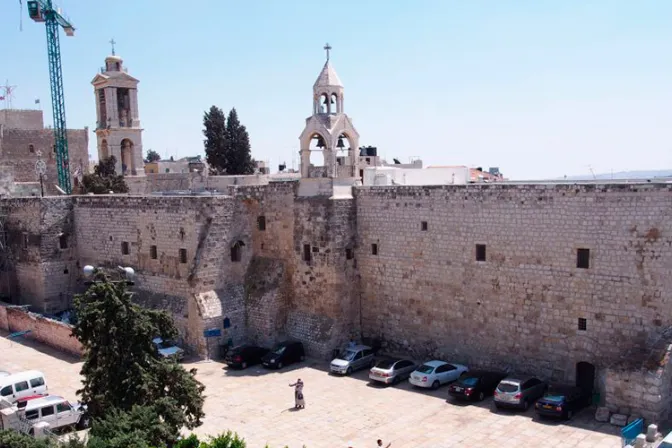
[0,81,17,109]
[587,165,596,180]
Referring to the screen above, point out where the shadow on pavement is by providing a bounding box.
[0,330,80,365]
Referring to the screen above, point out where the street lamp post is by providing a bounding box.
[82,265,135,286]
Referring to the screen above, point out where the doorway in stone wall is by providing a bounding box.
[576,361,595,399]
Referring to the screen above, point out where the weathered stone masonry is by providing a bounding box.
[3,181,672,422]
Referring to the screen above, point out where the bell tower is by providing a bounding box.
[91,40,144,176]
[299,44,360,178]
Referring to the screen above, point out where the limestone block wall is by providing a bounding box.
[0,110,44,130]
[355,183,672,381]
[0,128,89,195]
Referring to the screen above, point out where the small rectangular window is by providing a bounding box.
[23,232,28,250]
[346,248,353,260]
[41,406,55,417]
[14,381,29,392]
[303,244,311,262]
[150,245,157,259]
[359,169,364,178]
[179,248,187,264]
[476,244,486,261]
[578,318,587,331]
[25,410,39,420]
[56,402,72,413]
[121,241,129,255]
[59,234,68,249]
[29,377,44,388]
[371,243,378,255]
[577,248,590,269]
[421,221,428,231]
[257,216,266,231]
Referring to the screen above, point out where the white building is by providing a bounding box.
[363,165,470,186]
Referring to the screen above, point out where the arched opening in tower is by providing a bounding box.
[335,133,352,169]
[120,139,134,175]
[319,93,329,114]
[330,93,339,114]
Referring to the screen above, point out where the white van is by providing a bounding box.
[21,395,86,433]
[0,371,48,404]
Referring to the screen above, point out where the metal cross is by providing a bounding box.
[109,38,116,56]
[324,43,332,61]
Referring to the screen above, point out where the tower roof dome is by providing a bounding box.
[314,61,343,88]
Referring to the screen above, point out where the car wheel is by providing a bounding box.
[346,367,353,375]
[566,410,573,420]
[478,392,485,401]
[241,362,247,369]
[277,362,283,369]
[522,399,529,411]
[392,376,400,385]
[494,403,501,410]
[431,380,440,390]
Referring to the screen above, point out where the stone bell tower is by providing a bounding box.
[91,40,144,176]
[299,44,360,178]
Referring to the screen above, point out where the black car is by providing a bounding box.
[448,370,508,402]
[224,345,269,369]
[535,384,591,420]
[261,341,305,369]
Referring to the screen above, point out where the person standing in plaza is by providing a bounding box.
[289,378,305,409]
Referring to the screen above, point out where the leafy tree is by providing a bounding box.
[203,107,255,175]
[86,405,172,448]
[81,156,129,194]
[225,108,255,175]
[0,430,51,448]
[203,106,228,175]
[145,149,161,163]
[72,274,205,446]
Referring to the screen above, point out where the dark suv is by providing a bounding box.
[262,341,305,369]
[448,370,508,402]
[224,345,269,369]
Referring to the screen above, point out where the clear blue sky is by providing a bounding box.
[1,0,671,179]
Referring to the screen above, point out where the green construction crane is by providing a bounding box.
[26,0,75,194]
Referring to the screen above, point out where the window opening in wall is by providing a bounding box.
[578,318,587,331]
[312,246,319,253]
[150,245,157,259]
[230,241,244,262]
[303,244,311,262]
[371,243,378,255]
[23,233,28,250]
[577,248,590,269]
[346,248,353,260]
[179,248,188,264]
[58,233,68,250]
[63,268,68,274]
[257,216,266,231]
[121,241,129,255]
[421,221,428,231]
[29,144,34,153]
[359,169,364,178]
[475,244,486,261]
[53,145,56,153]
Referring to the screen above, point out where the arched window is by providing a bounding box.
[28,144,34,153]
[330,93,339,114]
[231,240,245,262]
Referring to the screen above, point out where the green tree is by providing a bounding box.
[225,108,255,175]
[72,275,205,446]
[0,430,51,448]
[145,149,161,163]
[203,106,228,175]
[81,156,129,194]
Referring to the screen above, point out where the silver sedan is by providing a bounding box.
[369,358,417,385]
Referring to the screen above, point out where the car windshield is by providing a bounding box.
[542,394,566,403]
[375,359,398,369]
[156,340,174,349]
[415,364,435,374]
[458,377,479,386]
[272,345,286,355]
[339,350,357,361]
[497,382,519,393]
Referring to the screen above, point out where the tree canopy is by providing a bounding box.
[145,149,161,163]
[80,156,129,194]
[203,106,255,175]
[71,274,205,446]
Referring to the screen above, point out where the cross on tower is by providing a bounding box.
[324,43,332,61]
[109,38,116,56]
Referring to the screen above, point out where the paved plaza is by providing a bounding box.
[0,334,623,448]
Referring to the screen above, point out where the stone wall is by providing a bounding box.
[0,110,43,130]
[355,183,672,384]
[124,173,272,196]
[0,302,82,356]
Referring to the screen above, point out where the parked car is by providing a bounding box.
[409,361,468,390]
[22,395,88,433]
[0,371,48,404]
[494,376,547,410]
[262,341,305,369]
[448,370,508,402]
[224,345,269,369]
[152,337,185,361]
[15,395,49,410]
[369,358,416,385]
[330,345,376,375]
[534,384,590,420]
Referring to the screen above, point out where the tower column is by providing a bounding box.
[129,89,140,126]
[300,149,311,177]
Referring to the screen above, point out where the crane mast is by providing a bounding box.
[27,0,75,194]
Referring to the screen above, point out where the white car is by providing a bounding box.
[22,395,88,433]
[409,360,468,389]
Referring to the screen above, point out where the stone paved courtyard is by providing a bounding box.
[0,334,623,447]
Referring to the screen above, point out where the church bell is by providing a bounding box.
[337,136,345,148]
